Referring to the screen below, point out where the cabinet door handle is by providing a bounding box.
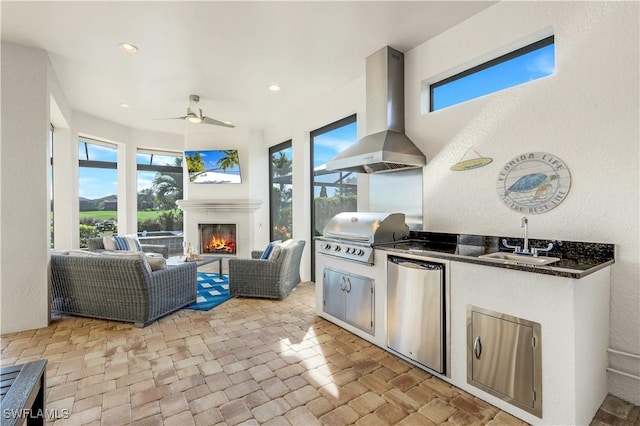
[340,276,346,291]
[473,336,482,359]
[345,278,352,293]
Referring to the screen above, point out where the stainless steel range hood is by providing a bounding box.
[326,46,426,174]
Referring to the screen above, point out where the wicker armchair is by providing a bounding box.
[50,253,197,327]
[228,240,306,299]
[87,237,169,259]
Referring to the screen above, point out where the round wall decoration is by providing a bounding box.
[497,152,571,214]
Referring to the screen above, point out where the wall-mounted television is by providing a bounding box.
[184,149,241,184]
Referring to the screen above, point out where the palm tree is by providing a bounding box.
[186,152,204,174]
[272,151,292,178]
[216,150,240,171]
[152,157,183,210]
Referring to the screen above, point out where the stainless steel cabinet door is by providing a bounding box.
[323,268,345,320]
[344,274,373,333]
[470,311,535,410]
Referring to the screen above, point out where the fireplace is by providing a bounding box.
[199,224,237,255]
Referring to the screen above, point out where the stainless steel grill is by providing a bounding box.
[317,212,409,264]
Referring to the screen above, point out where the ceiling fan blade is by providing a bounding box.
[153,116,187,120]
[202,116,235,128]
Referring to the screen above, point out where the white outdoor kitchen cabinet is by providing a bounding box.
[450,261,611,426]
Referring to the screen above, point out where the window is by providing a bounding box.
[430,36,555,111]
[49,125,54,248]
[270,141,293,241]
[78,139,118,247]
[310,115,358,279]
[136,149,183,233]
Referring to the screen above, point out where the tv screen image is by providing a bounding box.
[184,149,241,184]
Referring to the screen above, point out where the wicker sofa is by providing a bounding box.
[228,240,306,299]
[87,237,169,258]
[50,253,197,327]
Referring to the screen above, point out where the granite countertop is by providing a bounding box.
[375,231,615,279]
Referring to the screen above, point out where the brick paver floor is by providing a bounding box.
[0,269,635,425]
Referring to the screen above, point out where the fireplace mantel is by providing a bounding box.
[177,199,262,212]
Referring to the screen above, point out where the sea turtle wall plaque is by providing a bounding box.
[497,152,571,214]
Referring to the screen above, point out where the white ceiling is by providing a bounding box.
[1,1,495,135]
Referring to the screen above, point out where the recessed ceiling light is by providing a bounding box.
[269,84,281,92]
[118,43,138,53]
[119,103,130,108]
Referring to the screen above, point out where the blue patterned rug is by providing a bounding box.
[185,272,233,311]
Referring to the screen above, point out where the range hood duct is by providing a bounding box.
[326,46,426,174]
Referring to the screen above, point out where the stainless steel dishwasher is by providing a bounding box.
[387,255,445,374]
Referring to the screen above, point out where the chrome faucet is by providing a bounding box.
[521,216,530,254]
[502,216,554,256]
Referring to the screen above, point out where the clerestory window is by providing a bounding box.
[429,35,555,111]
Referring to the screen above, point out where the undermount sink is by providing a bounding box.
[478,252,560,266]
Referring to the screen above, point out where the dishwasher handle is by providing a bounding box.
[388,255,444,271]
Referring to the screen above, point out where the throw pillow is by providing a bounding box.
[260,240,282,259]
[280,239,295,247]
[270,239,296,261]
[113,235,142,252]
[269,245,282,260]
[68,249,101,257]
[145,253,167,271]
[103,236,117,251]
[51,249,70,255]
[100,251,152,274]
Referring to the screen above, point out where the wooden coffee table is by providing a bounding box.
[167,255,223,277]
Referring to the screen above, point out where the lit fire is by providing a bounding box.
[204,235,236,253]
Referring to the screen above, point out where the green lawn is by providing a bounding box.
[78,210,175,221]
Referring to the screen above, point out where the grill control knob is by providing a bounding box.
[356,249,365,256]
[334,246,341,252]
[324,243,332,250]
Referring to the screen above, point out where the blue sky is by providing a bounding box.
[432,43,555,111]
[312,121,358,196]
[78,143,118,199]
[185,150,241,175]
[313,122,357,169]
[78,143,183,199]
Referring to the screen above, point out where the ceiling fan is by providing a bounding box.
[157,94,235,128]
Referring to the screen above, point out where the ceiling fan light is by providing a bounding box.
[186,114,202,124]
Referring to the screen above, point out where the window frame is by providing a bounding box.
[269,140,293,242]
[135,148,184,232]
[309,114,357,280]
[77,137,119,246]
[429,35,555,112]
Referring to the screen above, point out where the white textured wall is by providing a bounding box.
[404,1,639,403]
[262,77,366,282]
[1,43,50,333]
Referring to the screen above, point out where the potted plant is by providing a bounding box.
[95,220,117,237]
